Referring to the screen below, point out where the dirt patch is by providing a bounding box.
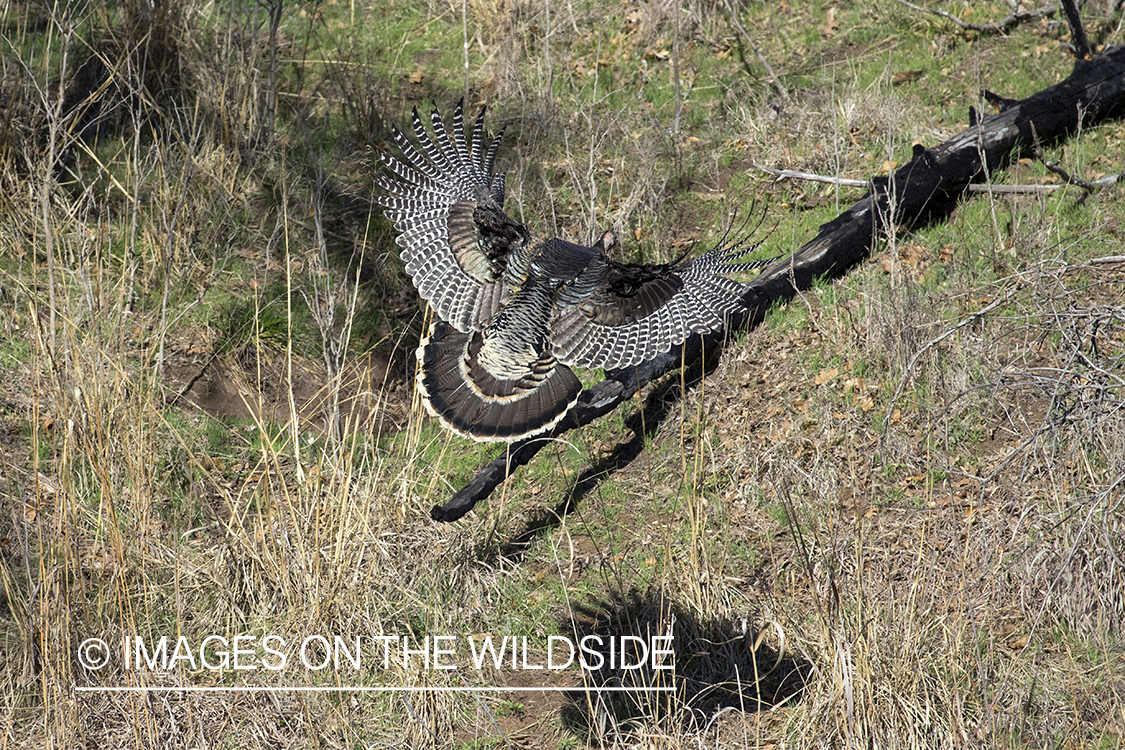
[163,336,412,437]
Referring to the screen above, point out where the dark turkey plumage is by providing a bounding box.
[374,101,772,442]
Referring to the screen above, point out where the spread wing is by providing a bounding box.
[376,101,776,443]
[373,101,530,332]
[551,235,773,370]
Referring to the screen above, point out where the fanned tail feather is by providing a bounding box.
[416,322,582,442]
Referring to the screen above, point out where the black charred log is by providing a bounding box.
[433,42,1125,522]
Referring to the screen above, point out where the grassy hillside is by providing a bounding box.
[2,0,1123,747]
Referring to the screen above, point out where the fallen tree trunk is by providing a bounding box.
[432,42,1125,523]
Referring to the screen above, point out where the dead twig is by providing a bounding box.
[721,0,790,102]
[754,160,1125,195]
[1030,122,1098,192]
[967,183,1075,194]
[752,163,867,187]
[881,292,1017,437]
[894,0,1057,34]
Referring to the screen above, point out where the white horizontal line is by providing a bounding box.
[76,685,674,693]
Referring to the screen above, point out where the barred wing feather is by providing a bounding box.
[552,238,771,371]
[372,101,527,332]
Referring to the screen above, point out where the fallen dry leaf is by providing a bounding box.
[815,366,839,385]
[891,69,925,84]
[824,6,838,37]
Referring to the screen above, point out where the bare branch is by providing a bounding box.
[754,161,1125,195]
[966,183,1070,194]
[1030,122,1098,192]
[894,0,1057,34]
[882,293,1016,436]
[1060,0,1092,60]
[721,0,790,102]
[752,163,867,187]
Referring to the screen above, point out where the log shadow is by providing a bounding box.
[557,588,810,743]
[489,344,726,564]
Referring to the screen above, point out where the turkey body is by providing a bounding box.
[374,101,771,442]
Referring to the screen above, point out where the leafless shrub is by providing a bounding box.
[183,2,292,154]
[976,258,1125,635]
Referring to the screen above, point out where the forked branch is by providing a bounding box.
[893,0,1057,35]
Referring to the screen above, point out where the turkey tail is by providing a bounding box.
[416,321,582,442]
